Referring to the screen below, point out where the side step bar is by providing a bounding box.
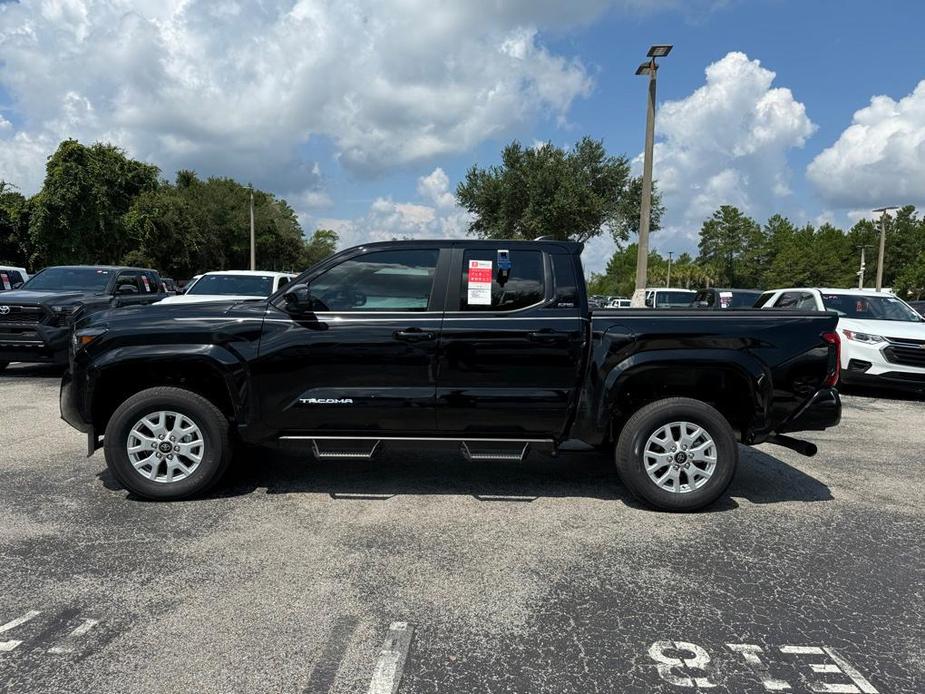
[311,439,381,460]
[279,436,553,462]
[461,441,530,462]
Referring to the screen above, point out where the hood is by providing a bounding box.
[76,297,267,330]
[0,289,98,305]
[837,317,925,339]
[157,294,266,305]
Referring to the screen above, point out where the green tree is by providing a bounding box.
[456,137,662,244]
[0,182,31,267]
[697,206,764,287]
[29,140,160,266]
[302,229,339,270]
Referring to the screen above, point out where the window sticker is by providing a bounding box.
[1,272,10,290]
[719,290,732,308]
[467,260,492,305]
[141,275,151,292]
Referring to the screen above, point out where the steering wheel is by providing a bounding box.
[318,287,367,309]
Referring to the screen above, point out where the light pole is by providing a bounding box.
[631,44,672,308]
[872,206,898,292]
[666,250,673,288]
[249,187,256,271]
[856,245,871,289]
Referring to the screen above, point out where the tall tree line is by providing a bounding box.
[0,140,337,279]
[591,205,925,300]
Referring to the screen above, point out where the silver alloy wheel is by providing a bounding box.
[643,420,717,494]
[126,410,205,483]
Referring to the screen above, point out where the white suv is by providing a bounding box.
[756,287,925,391]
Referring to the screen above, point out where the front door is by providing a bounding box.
[435,247,586,438]
[256,247,448,434]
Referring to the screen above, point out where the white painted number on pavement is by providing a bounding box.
[647,641,879,693]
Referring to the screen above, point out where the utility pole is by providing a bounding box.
[631,44,672,307]
[666,251,673,288]
[249,187,256,271]
[856,245,871,289]
[872,207,897,292]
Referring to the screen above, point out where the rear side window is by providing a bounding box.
[459,249,545,311]
[754,291,775,308]
[775,292,817,310]
[551,254,578,308]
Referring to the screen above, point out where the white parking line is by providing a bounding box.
[48,618,99,654]
[0,610,41,652]
[367,622,414,694]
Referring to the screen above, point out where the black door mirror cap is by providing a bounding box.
[283,285,317,314]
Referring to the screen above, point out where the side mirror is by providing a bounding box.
[12,282,23,289]
[117,284,138,295]
[283,285,317,314]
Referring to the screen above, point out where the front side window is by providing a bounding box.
[309,249,439,311]
[459,249,545,311]
[775,292,816,310]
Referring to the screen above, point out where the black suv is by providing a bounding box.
[0,265,165,370]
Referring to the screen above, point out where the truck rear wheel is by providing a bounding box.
[103,387,232,500]
[615,397,737,512]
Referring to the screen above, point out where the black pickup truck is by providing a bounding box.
[60,240,841,511]
[0,265,165,370]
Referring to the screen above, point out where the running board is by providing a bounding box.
[311,439,381,460]
[461,441,530,462]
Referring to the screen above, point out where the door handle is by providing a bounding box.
[393,328,436,342]
[527,330,570,344]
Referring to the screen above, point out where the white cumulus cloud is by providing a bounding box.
[313,167,471,250]
[0,0,607,197]
[644,51,815,249]
[807,80,925,210]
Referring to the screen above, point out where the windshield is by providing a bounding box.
[656,291,695,308]
[187,274,275,296]
[821,293,923,322]
[23,267,113,292]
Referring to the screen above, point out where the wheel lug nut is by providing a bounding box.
[170,436,175,442]
[158,434,164,440]
[174,445,180,452]
[167,454,173,460]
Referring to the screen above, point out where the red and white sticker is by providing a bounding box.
[141,275,150,292]
[466,260,492,305]
[0,273,10,290]
[719,290,732,309]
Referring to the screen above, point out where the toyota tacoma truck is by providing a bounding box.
[0,265,165,371]
[60,240,841,511]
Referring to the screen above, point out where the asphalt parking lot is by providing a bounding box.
[0,364,922,694]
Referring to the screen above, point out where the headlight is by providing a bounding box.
[72,328,108,351]
[842,329,885,344]
[51,304,79,314]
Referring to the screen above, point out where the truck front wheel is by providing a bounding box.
[103,387,232,500]
[615,397,737,512]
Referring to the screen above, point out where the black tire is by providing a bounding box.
[103,387,232,500]
[615,397,737,512]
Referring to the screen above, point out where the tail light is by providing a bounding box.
[822,331,840,387]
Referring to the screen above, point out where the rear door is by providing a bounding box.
[256,246,449,434]
[435,246,586,438]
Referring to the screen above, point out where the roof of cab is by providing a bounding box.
[349,238,584,254]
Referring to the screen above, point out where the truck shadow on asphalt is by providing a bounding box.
[158,443,834,512]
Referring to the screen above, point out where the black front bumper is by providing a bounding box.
[0,325,70,365]
[778,387,842,433]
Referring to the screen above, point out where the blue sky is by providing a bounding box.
[1,0,924,272]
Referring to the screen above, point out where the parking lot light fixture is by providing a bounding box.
[632,44,672,307]
[872,206,898,292]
